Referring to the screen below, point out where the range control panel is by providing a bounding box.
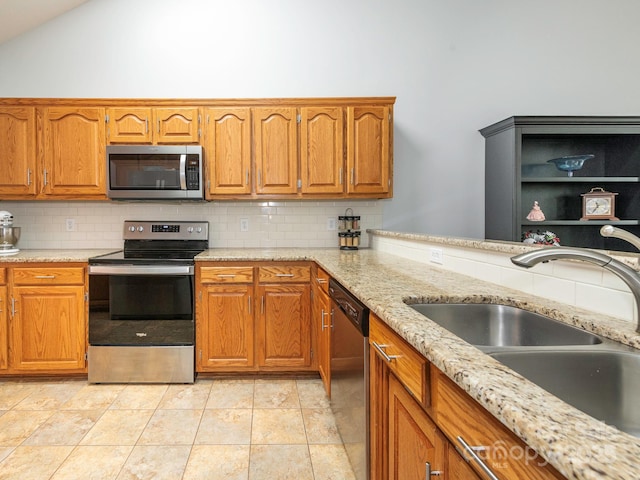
[123,221,209,241]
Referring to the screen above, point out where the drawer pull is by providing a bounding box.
[216,274,236,278]
[275,273,294,277]
[321,309,329,330]
[457,436,499,480]
[34,275,56,279]
[426,462,442,477]
[316,277,327,283]
[372,341,399,363]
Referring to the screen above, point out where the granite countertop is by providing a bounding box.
[3,246,640,478]
[199,247,640,480]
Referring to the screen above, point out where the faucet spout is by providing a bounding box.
[600,225,640,252]
[511,247,640,332]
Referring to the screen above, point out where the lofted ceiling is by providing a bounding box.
[0,0,88,45]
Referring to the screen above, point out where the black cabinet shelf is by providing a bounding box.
[481,116,640,252]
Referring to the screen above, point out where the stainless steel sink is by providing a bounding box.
[489,350,640,437]
[408,303,602,347]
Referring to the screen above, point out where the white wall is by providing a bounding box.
[1,0,640,239]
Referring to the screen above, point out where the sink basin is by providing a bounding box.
[408,303,602,347]
[490,350,640,437]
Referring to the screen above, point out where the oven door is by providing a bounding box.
[89,264,195,346]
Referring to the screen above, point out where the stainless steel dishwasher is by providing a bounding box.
[329,278,370,480]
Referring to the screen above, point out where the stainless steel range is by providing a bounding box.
[88,220,208,384]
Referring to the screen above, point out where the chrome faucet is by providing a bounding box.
[600,225,640,252]
[511,247,640,332]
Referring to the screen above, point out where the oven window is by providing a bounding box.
[109,275,193,320]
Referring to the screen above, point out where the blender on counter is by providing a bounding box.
[0,211,21,256]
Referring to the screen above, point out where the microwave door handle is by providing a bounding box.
[179,154,187,190]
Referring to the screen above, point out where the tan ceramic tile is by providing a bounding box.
[61,384,126,410]
[0,382,39,409]
[80,409,153,446]
[195,409,252,445]
[253,379,300,408]
[109,384,169,410]
[249,444,313,480]
[251,408,307,444]
[206,380,254,409]
[0,409,54,446]
[0,445,74,479]
[158,383,211,410]
[302,408,342,444]
[116,445,191,480]
[0,446,14,462]
[137,409,202,445]
[24,410,103,446]
[51,445,133,480]
[309,444,357,480]
[183,445,250,480]
[297,378,330,408]
[13,382,84,410]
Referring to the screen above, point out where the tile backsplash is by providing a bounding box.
[3,200,382,250]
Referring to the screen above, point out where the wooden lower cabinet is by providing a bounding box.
[196,262,312,373]
[388,374,446,479]
[370,313,563,480]
[312,266,331,395]
[6,265,87,374]
[0,268,7,370]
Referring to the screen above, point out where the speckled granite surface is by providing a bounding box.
[0,249,117,262]
[3,246,640,478]
[199,247,640,480]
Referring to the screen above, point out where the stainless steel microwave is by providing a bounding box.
[107,145,204,200]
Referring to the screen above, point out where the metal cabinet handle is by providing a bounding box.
[35,275,56,279]
[43,168,48,186]
[27,168,31,186]
[145,118,149,133]
[339,167,343,185]
[372,341,399,362]
[248,295,252,314]
[426,462,442,478]
[316,277,327,284]
[350,167,355,185]
[261,296,264,314]
[217,274,236,278]
[321,309,328,331]
[457,436,500,480]
[11,298,16,317]
[276,274,294,277]
[245,170,249,185]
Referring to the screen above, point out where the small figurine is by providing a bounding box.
[526,201,546,221]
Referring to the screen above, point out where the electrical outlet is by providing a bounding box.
[430,247,443,264]
[327,217,337,231]
[65,218,76,232]
[240,218,249,232]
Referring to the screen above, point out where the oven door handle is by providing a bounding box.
[89,265,194,275]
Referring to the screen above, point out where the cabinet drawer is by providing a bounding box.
[434,369,563,480]
[370,314,428,406]
[0,268,5,285]
[200,266,253,284]
[259,265,311,283]
[314,266,330,293]
[11,267,85,285]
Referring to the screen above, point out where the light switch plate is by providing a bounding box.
[430,247,443,264]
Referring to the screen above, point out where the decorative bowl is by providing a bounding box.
[547,154,594,177]
[0,226,20,248]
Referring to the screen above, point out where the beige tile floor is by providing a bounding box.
[0,377,356,480]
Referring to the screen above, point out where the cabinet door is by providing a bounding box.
[448,447,482,480]
[10,285,86,372]
[313,277,331,395]
[107,107,153,143]
[370,341,390,480]
[300,106,344,194]
[257,283,311,368]
[347,106,391,195]
[198,284,255,370]
[41,107,106,198]
[253,107,298,195]
[388,374,446,480]
[154,108,200,144]
[0,107,37,197]
[204,107,252,196]
[0,283,7,370]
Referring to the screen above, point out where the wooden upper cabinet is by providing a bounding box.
[0,107,37,197]
[253,107,298,195]
[107,107,200,144]
[155,108,200,144]
[41,107,106,198]
[107,107,153,143]
[347,105,392,196]
[300,106,344,194]
[204,107,252,196]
